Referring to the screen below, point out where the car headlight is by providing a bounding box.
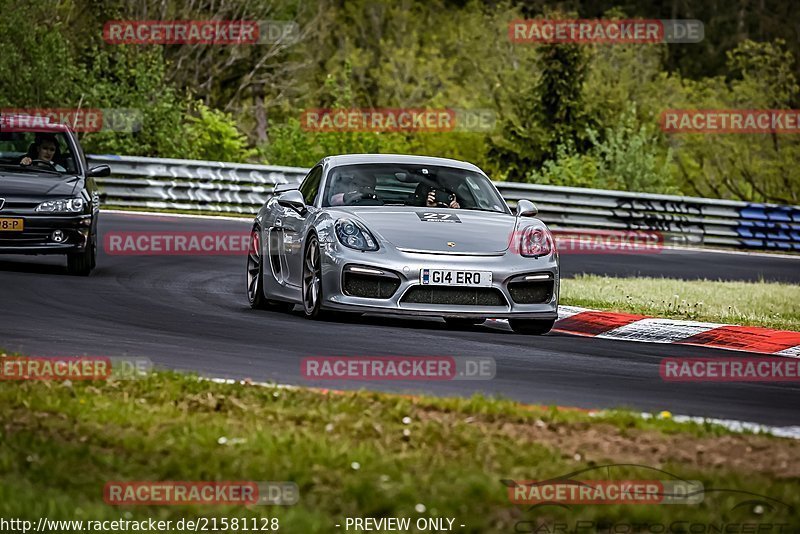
[335,219,379,251]
[35,198,85,213]
[519,226,553,257]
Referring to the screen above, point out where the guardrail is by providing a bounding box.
[89,154,800,251]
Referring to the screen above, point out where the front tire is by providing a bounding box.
[509,318,555,335]
[302,234,325,319]
[66,243,95,276]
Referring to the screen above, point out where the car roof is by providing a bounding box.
[321,154,484,173]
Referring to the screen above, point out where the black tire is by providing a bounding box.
[509,318,556,335]
[444,317,485,329]
[302,234,325,319]
[66,243,94,276]
[89,232,97,269]
[247,226,293,311]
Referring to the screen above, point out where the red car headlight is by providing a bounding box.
[519,227,554,257]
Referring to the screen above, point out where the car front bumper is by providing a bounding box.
[0,214,93,254]
[319,242,559,319]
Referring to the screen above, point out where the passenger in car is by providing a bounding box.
[409,182,461,209]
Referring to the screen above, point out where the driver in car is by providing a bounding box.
[20,134,66,171]
[329,174,380,206]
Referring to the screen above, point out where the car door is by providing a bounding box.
[281,165,322,287]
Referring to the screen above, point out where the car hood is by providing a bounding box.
[0,172,81,197]
[334,207,518,253]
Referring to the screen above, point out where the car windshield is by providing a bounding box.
[0,129,77,175]
[321,163,509,213]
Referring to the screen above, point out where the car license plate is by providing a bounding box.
[0,218,23,232]
[420,269,492,287]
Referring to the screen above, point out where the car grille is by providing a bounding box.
[343,272,401,299]
[0,231,54,245]
[401,286,507,307]
[0,201,38,212]
[508,279,554,304]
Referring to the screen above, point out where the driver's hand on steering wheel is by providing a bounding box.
[20,157,32,166]
[427,191,460,209]
[343,190,375,205]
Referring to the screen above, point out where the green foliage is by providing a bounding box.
[263,60,493,169]
[77,46,190,158]
[183,103,256,162]
[726,39,799,107]
[526,145,600,189]
[669,40,800,203]
[537,44,593,157]
[0,1,82,105]
[529,105,676,193]
[488,42,592,181]
[587,105,676,193]
[263,119,491,170]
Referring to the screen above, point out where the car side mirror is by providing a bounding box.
[277,190,307,214]
[515,199,538,217]
[274,183,299,194]
[87,165,111,178]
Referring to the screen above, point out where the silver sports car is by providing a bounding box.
[246,154,559,334]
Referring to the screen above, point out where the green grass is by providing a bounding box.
[562,274,800,331]
[1,369,798,532]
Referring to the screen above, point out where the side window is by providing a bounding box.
[299,166,323,205]
[60,135,80,174]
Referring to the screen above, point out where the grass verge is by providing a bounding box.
[561,274,800,331]
[1,368,798,532]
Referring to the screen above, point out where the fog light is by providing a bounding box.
[51,230,65,243]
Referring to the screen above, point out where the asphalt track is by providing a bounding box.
[2,212,799,426]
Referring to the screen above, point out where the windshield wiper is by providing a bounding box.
[461,206,505,214]
[0,163,62,175]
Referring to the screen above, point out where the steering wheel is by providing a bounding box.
[343,190,378,205]
[30,159,58,170]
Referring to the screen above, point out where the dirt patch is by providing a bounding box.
[418,410,799,477]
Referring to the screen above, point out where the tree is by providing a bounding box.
[488,42,591,181]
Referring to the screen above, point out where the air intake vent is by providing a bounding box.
[343,272,400,299]
[508,276,554,304]
[401,286,507,307]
